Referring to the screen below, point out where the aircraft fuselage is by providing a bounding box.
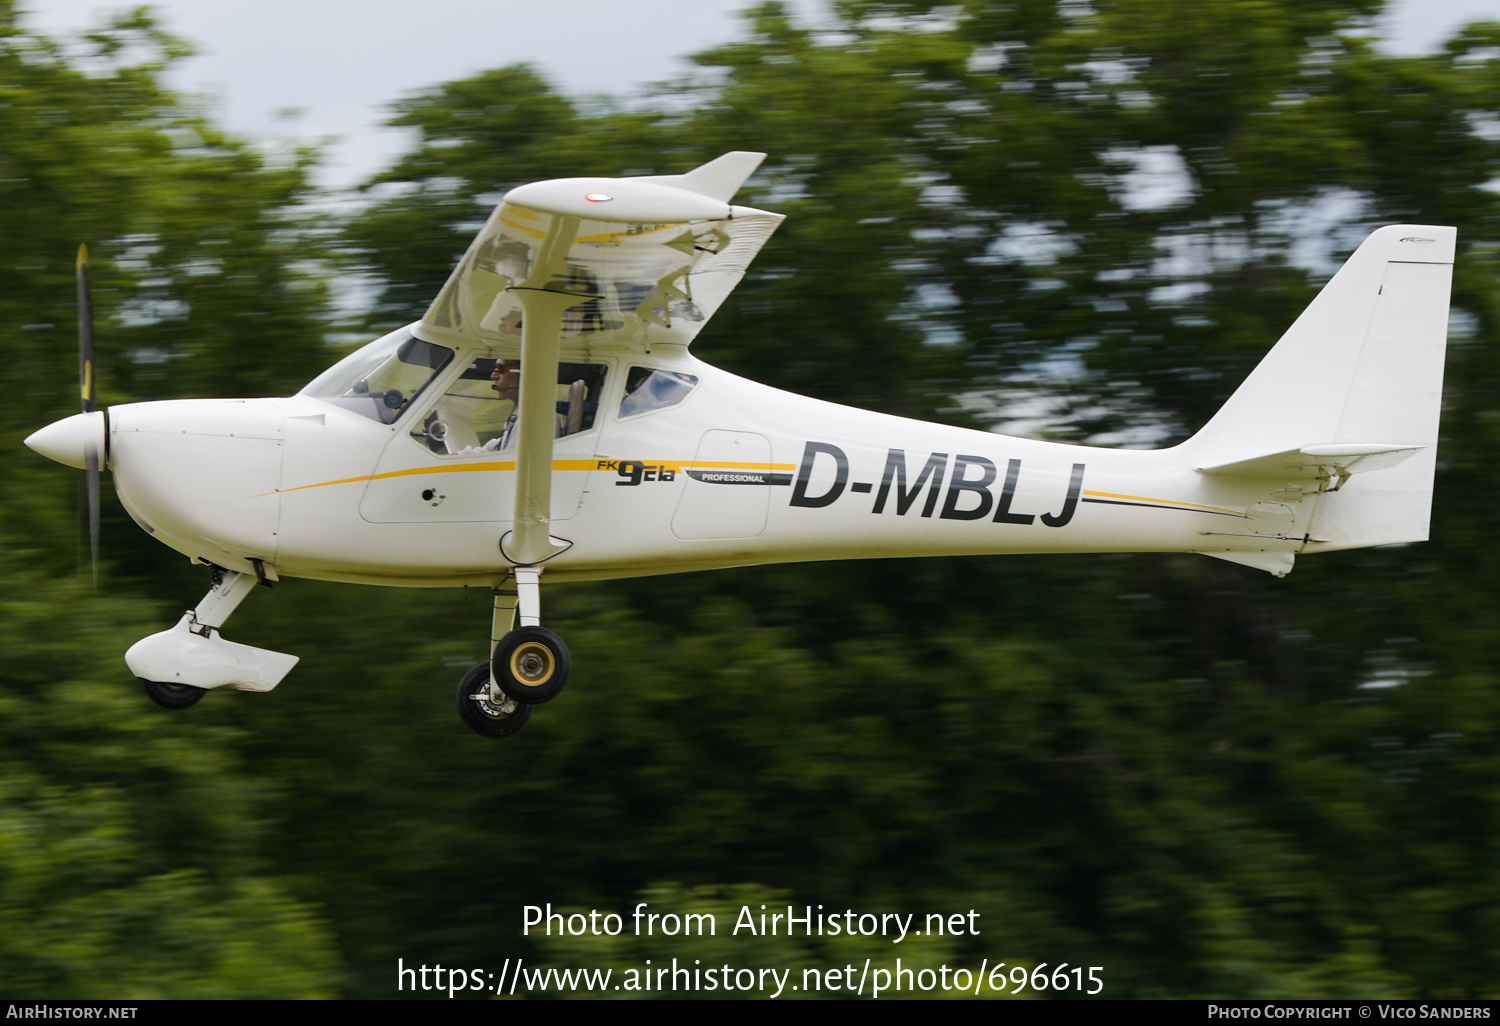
[106,329,1309,589]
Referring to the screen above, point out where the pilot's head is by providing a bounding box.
[491,359,520,402]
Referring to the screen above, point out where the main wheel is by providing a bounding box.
[492,626,570,705]
[456,662,533,738]
[141,678,206,710]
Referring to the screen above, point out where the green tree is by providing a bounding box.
[2,4,341,995]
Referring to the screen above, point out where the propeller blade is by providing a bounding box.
[78,244,94,414]
[77,243,99,590]
[86,448,100,591]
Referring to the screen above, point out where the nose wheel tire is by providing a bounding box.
[141,678,206,710]
[492,626,570,705]
[456,662,533,738]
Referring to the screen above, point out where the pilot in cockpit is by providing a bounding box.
[420,357,592,456]
[487,359,521,450]
[437,359,520,454]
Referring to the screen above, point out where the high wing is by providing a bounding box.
[420,151,784,353]
[420,152,783,568]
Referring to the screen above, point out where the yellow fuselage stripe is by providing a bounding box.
[272,459,797,496]
[1083,490,1241,515]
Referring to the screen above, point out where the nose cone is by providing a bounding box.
[24,410,105,469]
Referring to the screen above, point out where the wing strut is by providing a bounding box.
[500,216,591,566]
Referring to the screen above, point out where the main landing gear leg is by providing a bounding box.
[457,588,526,738]
[455,569,572,738]
[492,567,570,706]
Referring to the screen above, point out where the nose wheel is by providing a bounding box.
[141,678,206,710]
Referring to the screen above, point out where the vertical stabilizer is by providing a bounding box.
[1187,225,1454,551]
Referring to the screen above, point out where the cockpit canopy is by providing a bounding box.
[300,328,611,454]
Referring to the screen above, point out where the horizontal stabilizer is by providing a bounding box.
[1199,444,1423,480]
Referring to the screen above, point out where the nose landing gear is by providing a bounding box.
[129,566,297,708]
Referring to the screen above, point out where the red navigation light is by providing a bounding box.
[585,192,612,202]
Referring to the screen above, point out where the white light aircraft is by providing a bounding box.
[24,152,1454,737]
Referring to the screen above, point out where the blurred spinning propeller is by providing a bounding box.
[78,244,100,589]
[76,244,100,590]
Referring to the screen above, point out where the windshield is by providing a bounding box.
[301,328,454,425]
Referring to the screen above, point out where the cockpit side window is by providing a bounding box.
[411,359,607,457]
[618,367,699,419]
[301,329,453,425]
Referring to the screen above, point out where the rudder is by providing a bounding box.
[1187,225,1454,552]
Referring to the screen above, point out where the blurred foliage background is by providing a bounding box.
[5,0,1500,999]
